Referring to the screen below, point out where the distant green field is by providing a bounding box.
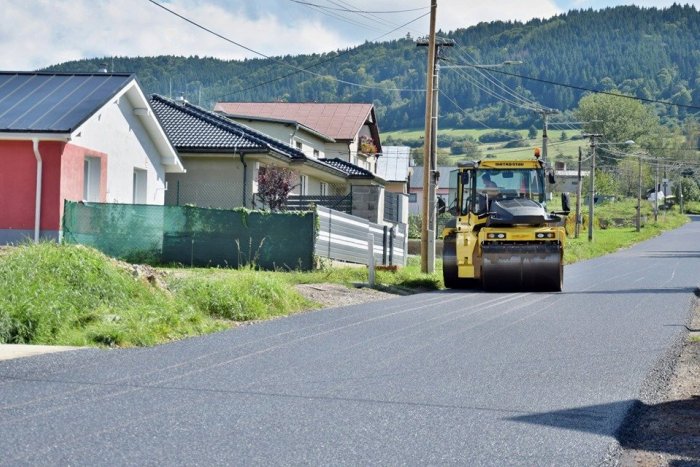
[383,128,587,162]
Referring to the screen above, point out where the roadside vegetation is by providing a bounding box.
[0,243,441,347]
[0,201,690,348]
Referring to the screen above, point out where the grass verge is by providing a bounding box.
[0,243,310,347]
[0,205,691,348]
[564,210,688,263]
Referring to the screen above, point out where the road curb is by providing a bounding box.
[0,344,82,361]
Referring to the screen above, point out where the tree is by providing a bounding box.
[528,125,538,139]
[676,176,700,202]
[616,157,653,198]
[450,140,482,159]
[582,169,620,197]
[256,166,296,211]
[575,92,662,151]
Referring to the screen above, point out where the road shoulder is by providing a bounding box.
[614,291,700,465]
[0,344,82,361]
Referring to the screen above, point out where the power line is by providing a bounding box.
[288,1,428,14]
[146,0,426,95]
[468,66,700,111]
[447,42,544,112]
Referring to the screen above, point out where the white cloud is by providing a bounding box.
[0,0,689,70]
[1,0,348,69]
[437,1,562,31]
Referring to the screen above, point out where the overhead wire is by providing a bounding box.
[446,40,544,112]
[288,1,428,14]
[465,66,700,112]
[224,10,429,98]
[146,0,427,94]
[147,0,700,165]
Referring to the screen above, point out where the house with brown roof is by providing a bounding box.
[213,102,382,174]
[151,96,399,223]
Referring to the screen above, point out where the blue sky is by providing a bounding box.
[2,0,697,70]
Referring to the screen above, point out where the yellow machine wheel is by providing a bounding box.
[442,235,478,289]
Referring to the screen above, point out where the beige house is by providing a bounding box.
[150,96,392,221]
[213,102,383,174]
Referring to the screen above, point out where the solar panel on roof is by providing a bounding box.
[0,72,133,133]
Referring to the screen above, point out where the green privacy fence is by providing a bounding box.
[62,201,316,270]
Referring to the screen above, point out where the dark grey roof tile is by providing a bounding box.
[150,95,304,160]
[318,158,375,178]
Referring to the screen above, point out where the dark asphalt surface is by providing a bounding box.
[1,218,698,466]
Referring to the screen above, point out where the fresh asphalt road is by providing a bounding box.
[1,219,698,466]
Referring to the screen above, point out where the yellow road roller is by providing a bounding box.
[442,156,569,291]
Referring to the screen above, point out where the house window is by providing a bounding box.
[409,193,417,203]
[133,168,147,204]
[296,141,303,150]
[83,157,101,202]
[313,149,319,158]
[299,175,308,195]
[320,182,328,196]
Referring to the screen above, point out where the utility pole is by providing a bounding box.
[662,165,668,222]
[417,2,453,274]
[680,173,685,214]
[539,109,559,166]
[575,146,583,238]
[583,133,603,242]
[636,154,642,232]
[418,0,437,274]
[654,158,659,223]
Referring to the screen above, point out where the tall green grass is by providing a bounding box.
[169,272,315,321]
[0,243,314,346]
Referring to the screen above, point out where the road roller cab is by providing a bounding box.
[442,157,569,291]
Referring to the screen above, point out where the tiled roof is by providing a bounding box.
[150,95,304,160]
[214,102,375,141]
[0,72,134,133]
[376,146,411,182]
[319,158,374,179]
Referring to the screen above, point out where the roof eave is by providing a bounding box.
[0,131,72,141]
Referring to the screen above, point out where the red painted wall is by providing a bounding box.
[0,141,107,232]
[0,140,64,230]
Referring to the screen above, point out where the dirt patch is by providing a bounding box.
[294,283,399,309]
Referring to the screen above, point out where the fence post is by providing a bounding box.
[389,226,394,266]
[368,233,375,287]
[382,225,388,265]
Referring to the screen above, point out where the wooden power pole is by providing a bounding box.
[419,0,437,274]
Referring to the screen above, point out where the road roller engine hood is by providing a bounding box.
[485,198,563,227]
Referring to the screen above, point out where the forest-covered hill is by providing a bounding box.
[45,4,700,131]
